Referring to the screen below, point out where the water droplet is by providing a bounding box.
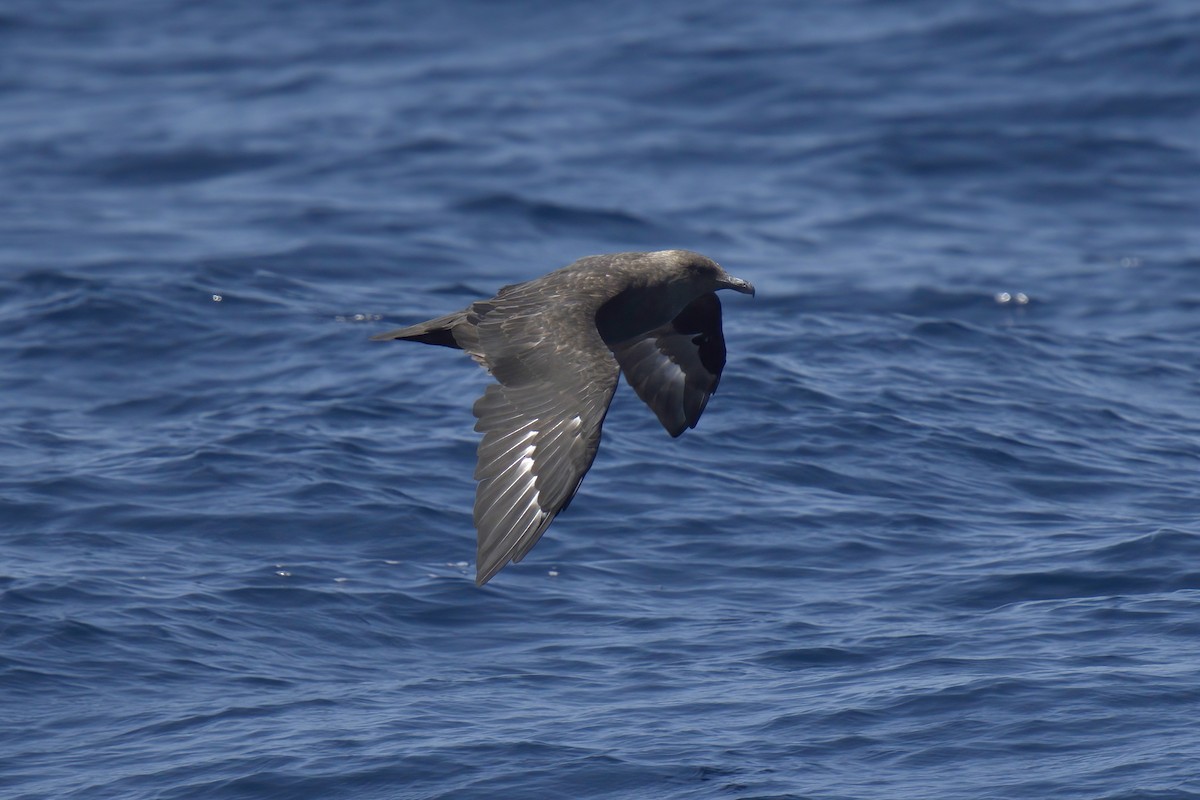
[212,294,223,302]
[995,292,1012,304]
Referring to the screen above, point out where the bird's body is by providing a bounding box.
[372,250,754,585]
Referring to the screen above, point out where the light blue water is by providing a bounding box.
[3,1,1200,798]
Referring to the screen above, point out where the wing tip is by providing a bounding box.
[474,554,509,586]
[474,559,500,586]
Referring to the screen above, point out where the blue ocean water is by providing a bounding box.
[2,0,1200,797]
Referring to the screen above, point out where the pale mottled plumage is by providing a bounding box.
[372,249,754,585]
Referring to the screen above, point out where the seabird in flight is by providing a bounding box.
[372,249,755,585]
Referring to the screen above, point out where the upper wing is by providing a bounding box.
[470,290,620,586]
[609,292,726,437]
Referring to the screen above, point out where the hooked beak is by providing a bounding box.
[723,275,756,297]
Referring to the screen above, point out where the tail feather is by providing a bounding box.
[370,311,466,349]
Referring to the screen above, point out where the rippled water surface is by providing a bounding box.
[3,1,1200,798]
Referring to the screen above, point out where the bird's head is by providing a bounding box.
[594,250,755,346]
[660,250,756,300]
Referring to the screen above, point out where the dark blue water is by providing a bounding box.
[3,1,1200,797]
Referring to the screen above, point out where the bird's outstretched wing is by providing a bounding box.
[609,293,727,437]
[469,289,620,586]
